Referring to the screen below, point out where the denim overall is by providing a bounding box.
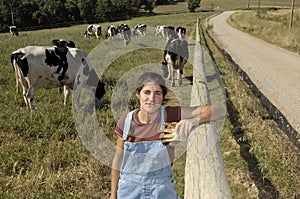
[117,106,179,199]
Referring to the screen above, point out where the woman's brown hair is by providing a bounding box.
[135,72,168,98]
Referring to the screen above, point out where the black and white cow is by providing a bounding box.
[176,26,186,40]
[155,25,166,38]
[105,25,117,39]
[164,26,175,43]
[12,39,76,94]
[162,28,189,87]
[115,24,131,46]
[11,43,105,111]
[132,24,147,37]
[120,26,131,46]
[84,24,102,39]
[10,26,19,36]
[116,24,128,36]
[155,25,174,41]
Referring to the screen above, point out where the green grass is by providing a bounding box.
[227,8,300,54]
[1,2,300,198]
[202,8,300,198]
[201,0,300,10]
[0,11,199,198]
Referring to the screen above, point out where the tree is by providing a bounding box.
[78,0,97,23]
[140,0,156,13]
[156,0,170,5]
[188,0,201,13]
[14,1,39,27]
[65,0,81,21]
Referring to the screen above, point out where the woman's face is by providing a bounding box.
[136,83,163,114]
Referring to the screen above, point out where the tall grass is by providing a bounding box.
[0,11,199,198]
[228,8,300,53]
[1,2,299,198]
[201,0,300,10]
[203,9,300,198]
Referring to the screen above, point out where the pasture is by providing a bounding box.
[0,12,198,198]
[200,0,300,10]
[1,2,299,199]
[227,8,300,53]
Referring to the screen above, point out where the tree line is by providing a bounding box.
[0,0,201,32]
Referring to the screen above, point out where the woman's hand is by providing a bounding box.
[159,119,199,145]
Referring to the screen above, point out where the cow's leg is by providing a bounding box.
[178,69,183,85]
[167,65,172,80]
[63,86,70,105]
[26,86,35,111]
[17,70,30,108]
[15,72,19,93]
[22,87,29,109]
[161,62,168,78]
[165,54,172,80]
[171,68,176,87]
[179,60,186,85]
[13,61,20,93]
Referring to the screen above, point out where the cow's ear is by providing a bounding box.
[51,39,59,46]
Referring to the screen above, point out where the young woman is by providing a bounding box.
[110,72,224,199]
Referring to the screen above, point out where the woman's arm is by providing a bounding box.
[159,105,225,144]
[110,136,124,199]
[181,105,225,124]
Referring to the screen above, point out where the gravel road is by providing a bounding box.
[209,11,300,141]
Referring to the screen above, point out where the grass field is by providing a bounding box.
[0,11,199,198]
[1,1,299,198]
[200,0,300,10]
[227,8,300,54]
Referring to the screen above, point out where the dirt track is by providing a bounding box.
[209,11,300,141]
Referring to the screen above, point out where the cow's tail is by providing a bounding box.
[11,53,18,71]
[11,51,26,93]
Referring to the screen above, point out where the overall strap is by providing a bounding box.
[122,106,165,141]
[122,110,136,141]
[160,106,165,130]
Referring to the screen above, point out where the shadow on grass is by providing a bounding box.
[226,93,280,199]
[202,22,281,198]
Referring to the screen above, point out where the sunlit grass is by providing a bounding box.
[203,10,300,198]
[228,8,300,53]
[1,1,300,198]
[0,9,201,198]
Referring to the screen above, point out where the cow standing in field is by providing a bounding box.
[84,24,102,39]
[116,24,131,46]
[12,39,76,94]
[155,25,166,38]
[105,25,117,39]
[176,26,186,41]
[10,26,19,36]
[162,27,189,87]
[120,25,131,46]
[164,26,175,43]
[132,24,147,37]
[155,25,175,43]
[11,40,105,111]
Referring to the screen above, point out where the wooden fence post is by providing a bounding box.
[184,17,232,199]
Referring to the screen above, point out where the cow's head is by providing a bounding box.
[165,26,176,42]
[176,27,186,40]
[52,39,76,48]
